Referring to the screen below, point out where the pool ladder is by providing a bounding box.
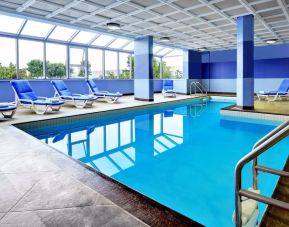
[234,120,289,227]
[190,82,207,97]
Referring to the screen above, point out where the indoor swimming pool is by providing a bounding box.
[23,100,289,227]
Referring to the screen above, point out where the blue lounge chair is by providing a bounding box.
[86,79,122,103]
[10,80,64,115]
[257,79,289,101]
[0,103,17,118]
[51,80,96,108]
[162,80,176,97]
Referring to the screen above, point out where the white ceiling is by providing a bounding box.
[0,0,289,51]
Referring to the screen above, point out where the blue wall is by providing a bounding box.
[201,43,289,92]
[0,79,163,102]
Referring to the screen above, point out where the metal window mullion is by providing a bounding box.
[129,53,132,79]
[43,42,47,79]
[66,46,70,79]
[16,38,19,79]
[102,50,105,79]
[117,51,120,79]
[85,47,89,79]
[160,57,163,79]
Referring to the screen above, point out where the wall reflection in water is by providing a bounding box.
[41,108,187,177]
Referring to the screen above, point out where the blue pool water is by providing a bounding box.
[25,100,289,227]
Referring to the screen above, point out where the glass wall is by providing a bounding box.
[119,52,131,79]
[70,47,86,79]
[19,40,44,79]
[105,50,118,79]
[0,13,185,80]
[46,43,67,79]
[88,49,103,79]
[0,37,16,79]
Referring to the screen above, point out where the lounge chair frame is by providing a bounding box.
[0,103,16,118]
[51,81,95,108]
[11,85,62,115]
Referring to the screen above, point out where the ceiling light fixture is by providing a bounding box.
[266,39,277,44]
[106,22,121,30]
[160,37,170,42]
[198,47,207,52]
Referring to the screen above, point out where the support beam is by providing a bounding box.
[134,36,154,101]
[236,15,254,110]
[16,0,36,12]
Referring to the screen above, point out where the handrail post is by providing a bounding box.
[235,164,242,227]
[253,158,258,190]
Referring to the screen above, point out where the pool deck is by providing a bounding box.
[0,94,202,227]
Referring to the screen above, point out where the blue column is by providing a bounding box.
[182,49,202,94]
[134,36,154,101]
[237,15,254,109]
[183,49,202,80]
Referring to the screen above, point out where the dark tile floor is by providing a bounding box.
[0,125,147,227]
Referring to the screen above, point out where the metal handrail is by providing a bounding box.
[235,120,289,226]
[190,82,207,96]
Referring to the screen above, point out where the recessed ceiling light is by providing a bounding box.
[266,39,277,44]
[198,47,207,52]
[106,22,121,30]
[160,37,170,42]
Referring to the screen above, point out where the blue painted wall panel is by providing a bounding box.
[0,79,163,102]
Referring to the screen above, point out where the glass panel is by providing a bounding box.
[153,45,163,54]
[162,55,183,79]
[19,40,44,79]
[21,20,54,38]
[0,37,16,79]
[48,26,77,41]
[70,47,86,78]
[157,48,172,56]
[122,41,134,51]
[108,38,129,49]
[72,31,96,44]
[88,49,103,79]
[105,50,117,79]
[92,35,113,46]
[0,15,24,34]
[153,57,160,79]
[165,49,183,57]
[46,43,66,79]
[119,52,130,79]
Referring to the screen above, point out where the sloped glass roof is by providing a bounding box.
[48,26,77,41]
[108,38,129,49]
[0,14,24,34]
[21,20,54,38]
[72,31,97,44]
[92,35,114,47]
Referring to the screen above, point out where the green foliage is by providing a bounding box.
[27,59,43,78]
[106,71,117,79]
[47,62,66,78]
[0,63,17,79]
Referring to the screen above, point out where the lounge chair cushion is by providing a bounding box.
[163,80,174,91]
[62,95,97,101]
[0,105,16,112]
[11,80,38,101]
[20,98,64,106]
[51,80,73,97]
[87,79,123,97]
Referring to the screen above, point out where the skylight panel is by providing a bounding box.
[165,49,183,57]
[153,45,163,54]
[122,41,134,51]
[0,14,24,34]
[21,20,54,38]
[157,48,172,56]
[92,35,114,46]
[71,31,97,44]
[48,26,77,41]
[108,38,130,49]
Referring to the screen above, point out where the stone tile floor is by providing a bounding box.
[0,94,201,227]
[0,125,147,227]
